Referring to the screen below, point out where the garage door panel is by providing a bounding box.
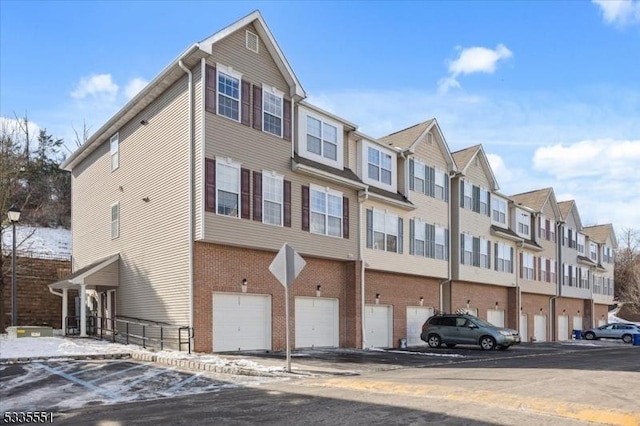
[364,305,392,348]
[558,315,569,341]
[295,297,338,348]
[213,293,271,352]
[534,314,547,342]
[406,307,433,346]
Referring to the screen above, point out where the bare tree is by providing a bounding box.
[69,120,91,153]
[615,228,640,312]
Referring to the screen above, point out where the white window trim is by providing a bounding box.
[310,184,343,238]
[413,159,426,194]
[215,158,241,218]
[262,86,284,138]
[463,180,472,210]
[516,209,531,239]
[414,218,426,256]
[110,133,119,172]
[491,195,507,227]
[297,106,344,170]
[435,225,447,260]
[361,139,396,192]
[372,208,399,252]
[111,202,120,239]
[216,63,242,123]
[262,171,284,226]
[435,169,446,201]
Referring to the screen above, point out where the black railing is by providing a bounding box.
[64,315,191,353]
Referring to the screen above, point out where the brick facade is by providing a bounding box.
[521,293,551,341]
[1,254,72,331]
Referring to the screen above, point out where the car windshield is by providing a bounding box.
[469,318,496,328]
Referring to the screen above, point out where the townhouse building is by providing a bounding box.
[49,10,616,353]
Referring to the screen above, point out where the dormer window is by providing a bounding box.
[367,146,392,185]
[307,116,337,161]
[297,106,343,169]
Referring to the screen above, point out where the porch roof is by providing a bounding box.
[49,254,120,290]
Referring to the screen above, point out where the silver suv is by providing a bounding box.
[420,313,521,350]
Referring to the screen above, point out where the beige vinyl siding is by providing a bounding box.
[519,280,555,295]
[72,75,191,326]
[361,200,448,278]
[465,160,492,188]
[212,23,288,92]
[347,135,358,173]
[412,136,449,171]
[538,201,558,259]
[85,261,119,290]
[194,64,204,240]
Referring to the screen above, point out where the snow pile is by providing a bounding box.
[1,226,71,258]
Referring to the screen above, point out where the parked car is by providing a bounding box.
[582,323,640,343]
[420,313,521,350]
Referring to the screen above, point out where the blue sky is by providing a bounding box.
[1,1,639,233]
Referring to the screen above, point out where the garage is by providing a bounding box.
[487,309,505,327]
[534,314,547,342]
[406,306,433,346]
[558,315,569,341]
[364,305,392,348]
[519,313,528,342]
[294,297,339,348]
[212,293,271,352]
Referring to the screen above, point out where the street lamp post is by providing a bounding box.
[8,205,21,326]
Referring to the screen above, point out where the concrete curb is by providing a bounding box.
[0,353,132,364]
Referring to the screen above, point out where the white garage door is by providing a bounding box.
[406,306,434,346]
[487,309,505,327]
[534,314,547,342]
[295,297,339,348]
[572,315,583,331]
[364,305,392,348]
[212,293,271,352]
[520,313,528,342]
[558,315,569,341]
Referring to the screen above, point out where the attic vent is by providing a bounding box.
[246,31,259,53]
[427,133,433,144]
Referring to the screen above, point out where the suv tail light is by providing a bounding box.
[421,322,429,332]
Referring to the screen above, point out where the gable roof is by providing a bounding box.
[510,187,562,219]
[379,118,457,172]
[557,200,583,229]
[583,224,618,248]
[199,10,305,99]
[451,144,499,191]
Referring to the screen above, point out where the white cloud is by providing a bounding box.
[70,74,119,101]
[593,0,640,27]
[0,116,41,140]
[438,44,513,93]
[124,77,149,100]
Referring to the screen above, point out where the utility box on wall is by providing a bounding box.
[7,326,54,338]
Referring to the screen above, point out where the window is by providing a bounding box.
[563,227,569,247]
[522,253,534,280]
[217,70,240,121]
[480,238,490,268]
[310,186,342,237]
[413,160,426,194]
[413,219,426,256]
[492,197,507,225]
[550,259,556,283]
[517,211,530,238]
[461,234,473,265]
[368,147,392,185]
[435,226,448,260]
[263,90,283,137]
[539,216,546,239]
[462,181,472,209]
[367,210,402,253]
[306,116,338,161]
[540,256,547,282]
[435,170,447,201]
[496,242,513,273]
[550,220,556,242]
[263,173,283,226]
[580,267,589,289]
[110,133,119,171]
[479,189,489,216]
[577,234,585,255]
[602,246,613,263]
[590,242,598,261]
[216,161,240,217]
[111,203,119,239]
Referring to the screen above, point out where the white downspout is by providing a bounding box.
[291,97,295,158]
[359,188,369,349]
[49,287,68,333]
[179,59,195,333]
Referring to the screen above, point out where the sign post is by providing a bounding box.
[269,243,306,372]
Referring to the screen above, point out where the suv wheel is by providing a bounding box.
[584,331,596,340]
[427,334,442,348]
[622,334,633,344]
[479,336,496,351]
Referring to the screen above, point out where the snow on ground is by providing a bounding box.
[1,225,71,258]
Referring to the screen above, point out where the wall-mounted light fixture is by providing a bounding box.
[466,299,471,308]
[540,308,544,313]
[140,119,149,125]
[577,310,580,315]
[316,285,322,297]
[142,197,150,202]
[563,309,566,314]
[241,278,247,293]
[419,297,424,307]
[375,293,380,305]
[495,301,499,309]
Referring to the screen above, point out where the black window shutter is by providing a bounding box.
[460,181,465,208]
[510,247,514,273]
[284,180,291,227]
[205,66,216,114]
[473,237,480,267]
[366,209,373,249]
[494,243,498,270]
[252,85,262,131]
[472,185,480,213]
[342,196,349,238]
[425,165,432,196]
[486,191,491,216]
[241,168,251,219]
[252,171,262,222]
[409,219,415,255]
[241,80,251,126]
[519,252,524,279]
[460,234,465,264]
[429,224,436,259]
[444,173,449,202]
[283,99,292,141]
[487,240,491,268]
[398,218,403,254]
[429,167,435,197]
[409,160,415,191]
[445,229,449,260]
[301,185,310,231]
[546,258,551,282]
[205,158,216,212]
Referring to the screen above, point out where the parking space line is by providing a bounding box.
[89,362,151,384]
[33,362,120,399]
[164,372,204,394]
[68,361,128,377]
[120,367,175,392]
